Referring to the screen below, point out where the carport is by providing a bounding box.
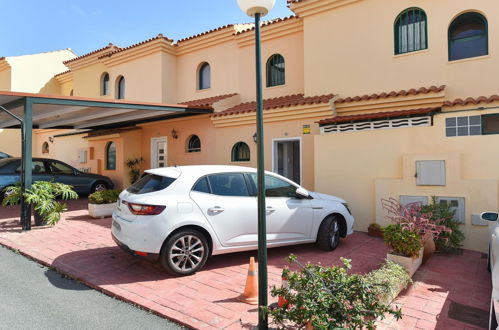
[0,91,212,230]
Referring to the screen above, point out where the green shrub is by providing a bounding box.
[421,197,465,251]
[383,224,422,258]
[88,189,121,204]
[2,181,78,226]
[266,255,402,329]
[364,260,412,305]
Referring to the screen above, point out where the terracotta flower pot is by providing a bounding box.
[422,238,435,265]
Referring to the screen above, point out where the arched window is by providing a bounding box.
[116,76,125,99]
[101,72,109,96]
[394,8,427,54]
[198,62,211,90]
[186,135,201,153]
[42,142,49,154]
[106,142,116,170]
[266,54,285,87]
[449,12,488,61]
[231,142,250,162]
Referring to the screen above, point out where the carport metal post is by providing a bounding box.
[21,97,32,230]
[0,100,31,230]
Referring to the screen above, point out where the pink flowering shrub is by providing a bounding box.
[381,197,451,242]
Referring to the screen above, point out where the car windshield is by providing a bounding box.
[127,174,176,194]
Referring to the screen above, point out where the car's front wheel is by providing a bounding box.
[160,229,209,276]
[317,214,341,251]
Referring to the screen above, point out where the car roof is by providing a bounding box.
[145,165,258,178]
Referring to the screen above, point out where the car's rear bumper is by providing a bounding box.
[112,231,159,261]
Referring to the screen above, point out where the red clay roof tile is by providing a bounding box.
[176,25,234,44]
[179,93,238,108]
[317,107,440,125]
[63,43,120,64]
[335,85,446,104]
[235,16,299,35]
[99,34,174,58]
[443,95,499,107]
[212,93,334,117]
[54,70,71,77]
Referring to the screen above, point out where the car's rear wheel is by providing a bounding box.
[317,214,341,251]
[91,181,108,193]
[160,229,209,276]
[490,297,498,330]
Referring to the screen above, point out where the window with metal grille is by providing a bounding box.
[198,62,211,90]
[394,8,427,55]
[445,115,481,137]
[449,12,488,61]
[116,76,125,99]
[186,135,201,153]
[231,142,250,162]
[266,54,285,87]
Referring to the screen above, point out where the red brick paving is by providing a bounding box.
[0,199,491,329]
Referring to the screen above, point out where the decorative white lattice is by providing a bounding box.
[320,116,431,134]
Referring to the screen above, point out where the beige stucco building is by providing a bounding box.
[1,0,498,252]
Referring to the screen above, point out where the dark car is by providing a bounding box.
[0,152,12,159]
[0,157,114,197]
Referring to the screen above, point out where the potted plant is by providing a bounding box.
[383,224,423,277]
[88,189,121,218]
[367,223,383,237]
[2,181,78,226]
[381,198,451,264]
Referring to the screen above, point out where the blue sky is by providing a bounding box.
[1,0,294,57]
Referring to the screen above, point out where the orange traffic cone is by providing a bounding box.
[239,257,258,305]
[277,275,289,308]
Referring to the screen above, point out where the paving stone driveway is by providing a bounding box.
[0,199,491,329]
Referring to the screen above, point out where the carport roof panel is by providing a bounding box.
[0,91,213,129]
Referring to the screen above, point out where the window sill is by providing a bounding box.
[196,88,211,93]
[231,160,251,163]
[448,54,490,64]
[393,49,429,58]
[266,83,286,90]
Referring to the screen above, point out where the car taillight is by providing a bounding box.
[127,203,166,215]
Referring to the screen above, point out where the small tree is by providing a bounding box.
[125,157,144,184]
[266,255,402,329]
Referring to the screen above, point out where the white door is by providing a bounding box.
[190,172,257,247]
[249,174,313,243]
[151,137,167,168]
[273,138,301,184]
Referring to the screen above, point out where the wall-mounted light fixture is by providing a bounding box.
[171,129,178,139]
[253,132,257,143]
[49,136,54,143]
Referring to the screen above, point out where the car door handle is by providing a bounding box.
[208,206,224,213]
[266,206,276,213]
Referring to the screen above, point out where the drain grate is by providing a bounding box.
[447,301,489,328]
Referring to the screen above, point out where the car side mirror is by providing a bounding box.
[296,187,310,199]
[480,212,499,222]
[73,170,80,176]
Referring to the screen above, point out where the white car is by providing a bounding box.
[111,165,354,275]
[480,211,499,330]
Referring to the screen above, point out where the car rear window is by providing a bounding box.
[126,174,176,194]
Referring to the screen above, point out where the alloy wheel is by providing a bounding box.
[169,235,205,273]
[330,220,340,248]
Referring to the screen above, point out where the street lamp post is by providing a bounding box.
[237,1,275,329]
